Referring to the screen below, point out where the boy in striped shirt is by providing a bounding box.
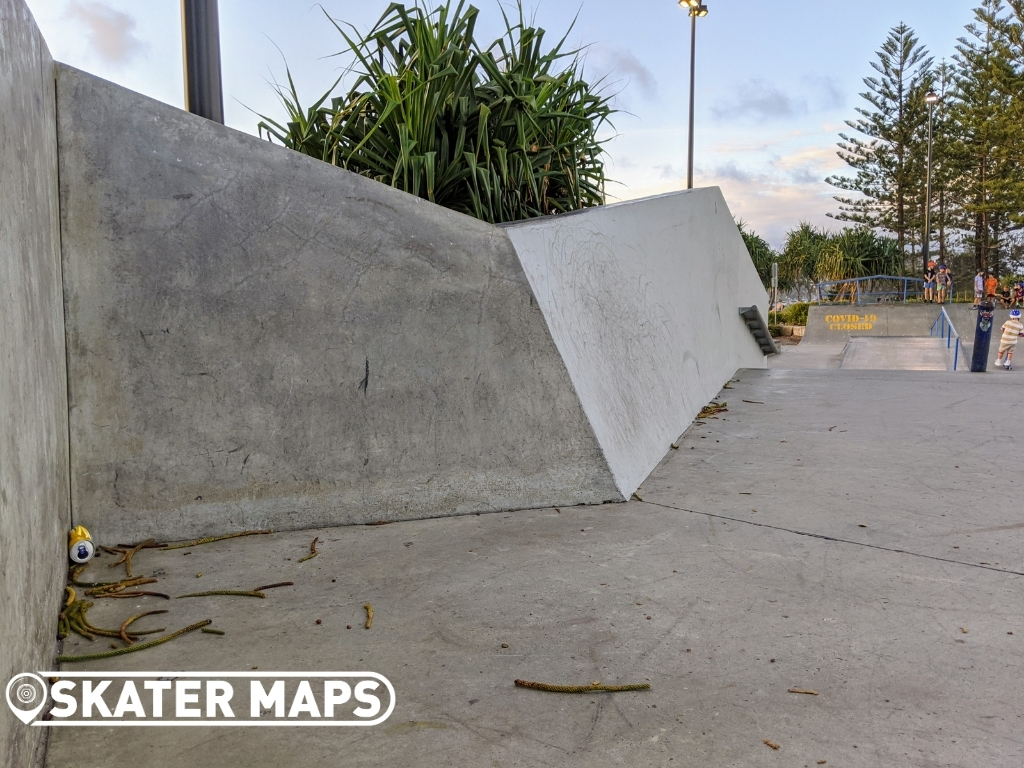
[995,309,1024,370]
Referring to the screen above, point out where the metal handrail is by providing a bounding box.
[930,307,961,371]
[815,275,928,305]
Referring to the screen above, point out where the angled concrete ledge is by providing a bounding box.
[503,190,768,496]
[55,64,768,543]
[56,65,621,543]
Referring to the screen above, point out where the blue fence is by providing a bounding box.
[815,275,927,305]
[930,308,961,371]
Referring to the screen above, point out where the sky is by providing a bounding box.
[24,0,980,247]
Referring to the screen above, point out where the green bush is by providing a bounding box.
[768,324,785,338]
[738,220,776,288]
[780,302,810,326]
[258,1,614,224]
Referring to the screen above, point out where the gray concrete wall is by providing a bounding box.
[0,0,71,763]
[56,65,621,544]
[802,304,943,344]
[944,303,1016,342]
[504,189,768,497]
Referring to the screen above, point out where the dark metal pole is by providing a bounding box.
[181,0,224,124]
[922,100,934,266]
[686,11,697,190]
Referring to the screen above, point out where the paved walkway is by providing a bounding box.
[45,367,1024,767]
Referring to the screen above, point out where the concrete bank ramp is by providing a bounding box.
[54,66,768,542]
[775,304,952,371]
[503,192,768,496]
[839,337,950,370]
[802,305,941,344]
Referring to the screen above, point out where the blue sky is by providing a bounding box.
[25,0,978,246]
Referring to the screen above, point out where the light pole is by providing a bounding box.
[922,90,939,270]
[679,0,708,190]
[181,0,224,124]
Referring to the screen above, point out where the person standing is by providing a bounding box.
[974,270,985,307]
[985,272,999,303]
[936,265,951,305]
[923,262,936,303]
[995,309,1024,370]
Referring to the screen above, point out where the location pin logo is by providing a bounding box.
[6,673,48,724]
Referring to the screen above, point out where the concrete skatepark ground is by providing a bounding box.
[43,369,1024,767]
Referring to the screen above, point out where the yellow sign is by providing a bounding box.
[824,313,877,331]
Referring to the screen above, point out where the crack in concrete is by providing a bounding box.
[639,500,1024,578]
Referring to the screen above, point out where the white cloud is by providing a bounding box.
[772,145,844,172]
[67,1,145,65]
[657,163,683,180]
[711,79,807,122]
[587,44,657,100]
[800,76,846,111]
[714,161,755,183]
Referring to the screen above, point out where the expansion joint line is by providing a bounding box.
[638,500,1024,578]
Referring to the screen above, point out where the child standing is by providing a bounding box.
[995,309,1024,370]
[974,270,985,307]
[936,265,951,304]
[986,272,999,303]
[923,262,936,302]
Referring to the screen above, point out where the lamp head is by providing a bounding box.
[925,90,940,105]
[679,0,708,14]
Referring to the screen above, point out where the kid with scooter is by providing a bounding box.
[995,309,1024,370]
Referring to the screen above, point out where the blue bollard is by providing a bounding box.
[970,301,995,372]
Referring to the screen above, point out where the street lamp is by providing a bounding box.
[923,90,940,269]
[679,0,709,190]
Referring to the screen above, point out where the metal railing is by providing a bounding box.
[930,307,961,371]
[815,275,927,305]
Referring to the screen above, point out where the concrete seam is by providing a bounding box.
[640,499,1024,578]
[53,62,75,529]
[43,53,68,768]
[837,340,852,368]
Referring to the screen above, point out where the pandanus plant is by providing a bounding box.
[258,1,615,224]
